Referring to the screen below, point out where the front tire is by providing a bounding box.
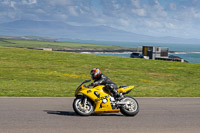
[73,97,94,116]
[120,96,139,116]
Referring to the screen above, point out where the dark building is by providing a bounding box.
[130,46,187,62]
[142,46,168,60]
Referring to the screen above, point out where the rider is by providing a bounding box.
[89,68,122,100]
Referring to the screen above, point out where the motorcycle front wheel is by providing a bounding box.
[120,96,139,116]
[73,97,94,116]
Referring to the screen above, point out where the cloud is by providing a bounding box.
[1,0,10,5]
[152,0,168,17]
[95,18,106,23]
[10,1,16,9]
[68,6,79,16]
[112,1,120,9]
[57,14,68,20]
[144,20,163,28]
[119,18,130,26]
[34,9,45,14]
[22,0,37,5]
[1,0,16,9]
[190,8,200,19]
[132,8,146,16]
[131,0,141,8]
[1,0,200,38]
[169,2,176,10]
[48,0,72,6]
[165,23,178,30]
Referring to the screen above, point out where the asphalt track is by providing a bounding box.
[0,97,200,133]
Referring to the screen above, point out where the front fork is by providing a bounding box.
[81,95,88,107]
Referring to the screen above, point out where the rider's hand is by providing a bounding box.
[87,83,93,88]
[87,82,98,88]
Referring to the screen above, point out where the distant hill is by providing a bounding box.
[1,20,200,44]
[0,35,57,41]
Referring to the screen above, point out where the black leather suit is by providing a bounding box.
[92,74,119,97]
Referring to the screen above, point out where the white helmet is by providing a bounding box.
[90,68,101,80]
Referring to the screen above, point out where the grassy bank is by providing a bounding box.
[0,46,200,97]
[0,38,131,50]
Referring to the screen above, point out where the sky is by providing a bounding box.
[1,0,200,39]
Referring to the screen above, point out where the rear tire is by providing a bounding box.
[120,96,139,116]
[73,97,94,116]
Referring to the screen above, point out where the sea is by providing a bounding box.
[62,40,200,64]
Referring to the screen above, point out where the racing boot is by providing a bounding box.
[112,89,123,101]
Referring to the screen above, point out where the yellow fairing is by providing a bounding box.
[117,86,134,93]
[75,85,119,113]
[75,85,134,113]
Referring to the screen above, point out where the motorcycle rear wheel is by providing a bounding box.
[73,97,94,116]
[120,96,139,116]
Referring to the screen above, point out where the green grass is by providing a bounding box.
[0,46,200,97]
[0,38,130,50]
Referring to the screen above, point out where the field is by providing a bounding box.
[0,44,200,97]
[0,38,129,50]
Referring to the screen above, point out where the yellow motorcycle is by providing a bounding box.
[73,80,139,116]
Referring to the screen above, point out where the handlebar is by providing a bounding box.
[86,84,92,88]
